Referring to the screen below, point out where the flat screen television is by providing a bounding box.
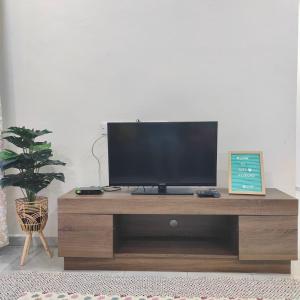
[107,121,218,195]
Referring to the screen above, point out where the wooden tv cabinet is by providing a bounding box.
[58,188,298,273]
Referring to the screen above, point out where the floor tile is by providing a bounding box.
[0,246,63,272]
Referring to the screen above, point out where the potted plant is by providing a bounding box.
[0,126,66,265]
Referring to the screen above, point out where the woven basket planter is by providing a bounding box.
[15,197,48,232]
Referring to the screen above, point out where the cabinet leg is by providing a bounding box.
[39,231,53,258]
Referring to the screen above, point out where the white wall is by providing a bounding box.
[1,0,298,237]
[297,0,300,190]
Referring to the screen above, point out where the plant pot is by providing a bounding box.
[15,197,48,232]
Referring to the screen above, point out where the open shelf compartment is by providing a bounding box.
[115,215,238,259]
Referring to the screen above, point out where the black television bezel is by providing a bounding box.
[107,121,218,187]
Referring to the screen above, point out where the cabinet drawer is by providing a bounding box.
[239,216,297,260]
[58,214,113,258]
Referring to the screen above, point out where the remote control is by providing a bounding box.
[196,189,221,198]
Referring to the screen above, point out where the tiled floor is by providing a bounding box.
[0,246,64,273]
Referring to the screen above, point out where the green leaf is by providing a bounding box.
[32,149,53,161]
[0,150,58,171]
[52,172,65,182]
[0,172,65,193]
[3,127,52,139]
[0,153,35,171]
[35,159,66,169]
[0,149,18,161]
[29,142,51,152]
[2,136,32,148]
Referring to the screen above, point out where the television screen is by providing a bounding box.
[107,122,218,187]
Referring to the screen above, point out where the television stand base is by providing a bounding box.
[131,186,194,195]
[58,188,298,273]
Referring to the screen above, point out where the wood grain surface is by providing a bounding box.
[58,214,113,258]
[239,216,298,260]
[64,257,291,273]
[58,188,297,216]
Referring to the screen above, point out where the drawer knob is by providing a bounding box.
[169,219,178,228]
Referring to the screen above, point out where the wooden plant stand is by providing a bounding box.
[20,230,53,266]
[16,197,53,266]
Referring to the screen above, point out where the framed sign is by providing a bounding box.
[228,151,265,195]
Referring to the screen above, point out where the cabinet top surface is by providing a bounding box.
[59,188,297,202]
[58,188,297,215]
